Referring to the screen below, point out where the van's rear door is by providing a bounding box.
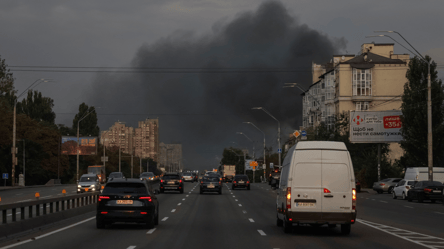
[291,150,322,213]
[321,150,352,214]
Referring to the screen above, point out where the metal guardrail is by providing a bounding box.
[1,192,99,225]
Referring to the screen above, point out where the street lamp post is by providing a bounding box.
[370,31,433,182]
[243,122,266,182]
[76,107,99,183]
[252,107,281,168]
[12,79,51,186]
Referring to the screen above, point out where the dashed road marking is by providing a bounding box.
[238,204,242,207]
[161,217,169,221]
[178,203,181,206]
[186,195,189,197]
[127,246,137,249]
[435,212,444,215]
[249,218,255,222]
[182,198,185,201]
[171,209,176,212]
[358,219,444,249]
[232,196,235,197]
[235,199,238,202]
[243,210,247,214]
[257,230,266,236]
[146,228,156,234]
[380,201,388,203]
[404,206,414,209]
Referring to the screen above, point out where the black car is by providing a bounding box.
[96,179,159,229]
[160,173,184,193]
[200,176,222,194]
[232,175,250,190]
[407,181,444,203]
[140,172,155,182]
[108,172,125,180]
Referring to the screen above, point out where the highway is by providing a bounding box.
[1,182,444,249]
[0,185,77,205]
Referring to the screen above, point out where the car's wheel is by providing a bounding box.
[392,191,397,199]
[154,207,159,225]
[388,187,394,194]
[180,189,184,194]
[402,192,406,200]
[96,218,104,229]
[219,189,222,195]
[200,190,203,194]
[418,193,424,203]
[159,189,164,194]
[145,215,155,229]
[276,214,283,227]
[282,217,292,233]
[328,224,336,228]
[341,224,351,235]
[232,186,235,190]
[247,186,250,190]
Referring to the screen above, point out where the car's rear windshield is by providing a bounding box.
[163,175,180,180]
[423,181,443,186]
[80,177,95,182]
[109,173,122,178]
[141,173,154,177]
[203,177,219,182]
[234,176,248,180]
[103,183,148,194]
[183,173,192,176]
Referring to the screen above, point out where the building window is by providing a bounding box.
[352,69,372,96]
[356,101,369,111]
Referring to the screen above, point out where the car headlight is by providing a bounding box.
[78,185,81,188]
[140,178,143,180]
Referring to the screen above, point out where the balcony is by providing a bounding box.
[352,95,373,101]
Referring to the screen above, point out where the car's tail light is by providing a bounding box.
[286,187,291,209]
[379,183,385,186]
[247,181,250,184]
[424,188,432,193]
[219,181,221,184]
[233,181,237,183]
[352,188,356,210]
[139,196,152,202]
[405,186,410,190]
[161,180,164,183]
[324,188,331,193]
[140,212,148,215]
[179,180,182,183]
[99,196,110,201]
[100,211,108,214]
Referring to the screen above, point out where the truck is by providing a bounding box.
[404,167,444,183]
[87,165,106,184]
[223,165,236,182]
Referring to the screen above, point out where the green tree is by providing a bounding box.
[221,147,248,174]
[0,55,15,97]
[72,103,100,137]
[16,90,56,126]
[400,56,444,168]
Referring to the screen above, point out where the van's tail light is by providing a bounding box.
[99,196,110,201]
[139,196,152,202]
[356,182,361,186]
[424,188,432,193]
[379,183,385,186]
[352,188,356,210]
[100,211,108,214]
[323,188,331,193]
[286,187,291,209]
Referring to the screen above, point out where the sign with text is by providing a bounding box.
[350,111,403,143]
[61,136,97,155]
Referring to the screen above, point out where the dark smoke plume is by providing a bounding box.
[88,1,346,169]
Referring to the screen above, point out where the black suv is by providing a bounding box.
[96,179,159,229]
[200,176,222,194]
[232,175,250,190]
[160,173,184,194]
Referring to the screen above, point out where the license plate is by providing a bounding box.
[208,185,214,188]
[85,188,89,192]
[117,200,133,205]
[296,202,315,207]
[168,181,175,184]
[165,187,176,189]
[239,181,244,184]
[433,190,441,193]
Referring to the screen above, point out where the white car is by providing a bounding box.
[392,179,417,200]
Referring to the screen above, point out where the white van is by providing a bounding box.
[404,167,444,183]
[276,141,356,235]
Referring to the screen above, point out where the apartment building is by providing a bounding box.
[158,142,182,172]
[101,119,159,161]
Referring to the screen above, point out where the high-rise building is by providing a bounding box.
[134,119,159,161]
[158,142,182,172]
[101,122,134,154]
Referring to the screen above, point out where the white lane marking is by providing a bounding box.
[15,199,33,203]
[358,219,444,249]
[371,199,375,201]
[380,201,388,203]
[182,198,185,201]
[189,192,191,194]
[257,230,266,236]
[235,199,238,202]
[15,193,23,196]
[243,210,247,214]
[161,217,169,221]
[0,217,96,249]
[404,206,414,209]
[171,209,176,212]
[238,204,242,207]
[186,195,189,197]
[366,198,369,200]
[41,195,53,199]
[232,196,235,197]
[127,246,137,249]
[249,218,255,222]
[146,228,156,234]
[435,212,444,215]
[178,203,182,206]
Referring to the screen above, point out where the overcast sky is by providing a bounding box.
[1,0,443,170]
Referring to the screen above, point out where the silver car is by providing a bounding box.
[77,174,102,193]
[373,178,402,194]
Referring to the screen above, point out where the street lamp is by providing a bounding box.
[283,83,323,127]
[252,107,281,168]
[243,122,267,182]
[76,107,100,183]
[370,31,434,182]
[236,132,255,159]
[12,78,51,186]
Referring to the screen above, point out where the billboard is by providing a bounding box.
[350,111,403,143]
[245,160,253,171]
[61,136,97,155]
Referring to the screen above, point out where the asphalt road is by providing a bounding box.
[0,185,77,205]
[1,182,443,249]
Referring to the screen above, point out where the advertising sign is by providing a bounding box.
[61,136,97,155]
[245,160,253,171]
[350,111,403,143]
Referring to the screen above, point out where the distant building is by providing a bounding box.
[159,142,182,172]
[101,119,159,161]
